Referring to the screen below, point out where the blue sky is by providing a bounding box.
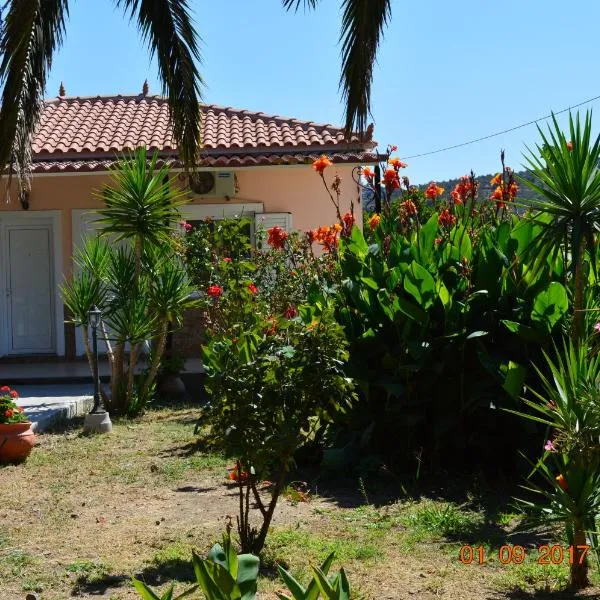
[46,0,600,183]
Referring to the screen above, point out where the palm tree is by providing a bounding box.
[521,111,600,341]
[0,0,391,194]
[0,0,202,193]
[283,0,392,135]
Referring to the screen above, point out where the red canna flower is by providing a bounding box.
[368,214,381,231]
[400,199,418,217]
[383,168,400,189]
[207,285,223,298]
[342,211,355,235]
[313,155,332,174]
[438,209,456,228]
[247,283,258,295]
[556,474,568,491]
[425,182,444,199]
[284,305,298,319]
[267,226,289,250]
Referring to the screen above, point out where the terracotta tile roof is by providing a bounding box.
[31,94,377,173]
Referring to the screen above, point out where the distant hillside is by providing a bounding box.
[362,170,541,211]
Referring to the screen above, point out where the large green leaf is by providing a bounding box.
[531,281,568,331]
[501,361,526,400]
[404,261,435,309]
[236,553,259,600]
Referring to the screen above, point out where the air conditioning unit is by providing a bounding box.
[187,171,236,198]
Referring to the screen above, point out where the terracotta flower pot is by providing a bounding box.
[0,422,36,463]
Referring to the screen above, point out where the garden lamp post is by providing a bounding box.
[83,305,112,434]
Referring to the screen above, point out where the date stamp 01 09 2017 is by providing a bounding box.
[459,544,591,566]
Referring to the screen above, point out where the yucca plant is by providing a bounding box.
[521,110,600,341]
[62,149,198,415]
[509,340,600,588]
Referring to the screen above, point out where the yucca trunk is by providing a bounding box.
[570,522,589,588]
[572,239,586,342]
[111,343,126,414]
[138,320,169,403]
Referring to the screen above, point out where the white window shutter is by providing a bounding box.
[255,212,292,251]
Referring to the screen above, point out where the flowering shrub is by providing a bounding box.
[0,386,26,424]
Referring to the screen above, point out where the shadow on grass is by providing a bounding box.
[134,558,197,586]
[71,573,129,596]
[496,591,591,599]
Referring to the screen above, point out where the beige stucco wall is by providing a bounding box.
[0,163,363,275]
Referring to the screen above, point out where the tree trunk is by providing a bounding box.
[572,239,586,343]
[111,343,126,414]
[139,320,169,403]
[570,523,589,588]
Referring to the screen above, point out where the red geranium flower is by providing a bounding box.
[207,285,223,298]
[0,386,10,393]
[4,409,13,418]
[247,283,258,295]
[10,390,18,398]
[222,257,232,263]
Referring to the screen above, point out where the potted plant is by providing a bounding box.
[0,386,35,463]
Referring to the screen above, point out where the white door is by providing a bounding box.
[7,227,55,353]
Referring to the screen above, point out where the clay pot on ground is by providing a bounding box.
[0,422,36,463]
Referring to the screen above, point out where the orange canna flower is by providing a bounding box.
[388,157,408,169]
[369,213,381,231]
[425,182,444,199]
[361,167,375,180]
[490,173,502,186]
[556,474,568,491]
[313,155,332,174]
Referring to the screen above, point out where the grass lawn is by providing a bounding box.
[0,407,599,599]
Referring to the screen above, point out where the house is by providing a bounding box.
[0,91,377,360]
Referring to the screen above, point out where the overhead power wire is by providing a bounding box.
[400,93,600,160]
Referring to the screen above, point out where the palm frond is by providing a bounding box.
[0,0,69,194]
[339,0,391,136]
[116,0,202,169]
[281,0,320,10]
